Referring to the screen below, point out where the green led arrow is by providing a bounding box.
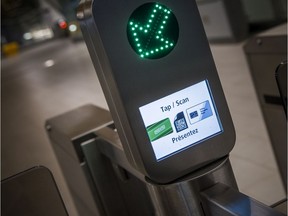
[127,3,179,59]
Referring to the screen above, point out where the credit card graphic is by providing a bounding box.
[186,101,213,125]
[146,118,173,142]
[174,112,188,133]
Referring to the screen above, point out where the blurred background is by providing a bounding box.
[2,0,81,55]
[1,0,287,215]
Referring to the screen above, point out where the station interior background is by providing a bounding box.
[1,0,287,215]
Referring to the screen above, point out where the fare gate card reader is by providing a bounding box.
[78,0,235,183]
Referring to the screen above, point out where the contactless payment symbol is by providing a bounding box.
[127,3,179,59]
[174,112,188,132]
[146,118,173,142]
[186,101,213,125]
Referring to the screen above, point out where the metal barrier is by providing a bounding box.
[46,104,285,216]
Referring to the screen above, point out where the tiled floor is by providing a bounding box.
[1,37,286,215]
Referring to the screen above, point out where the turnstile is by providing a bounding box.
[46,0,286,215]
[46,104,155,216]
[244,27,287,190]
[46,104,286,216]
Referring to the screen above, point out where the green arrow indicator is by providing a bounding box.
[127,3,179,59]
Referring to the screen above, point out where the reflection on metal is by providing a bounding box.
[275,61,287,116]
[76,0,92,20]
[201,183,285,216]
[144,157,237,216]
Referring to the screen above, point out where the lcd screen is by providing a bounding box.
[139,80,223,160]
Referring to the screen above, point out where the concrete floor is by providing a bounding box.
[1,37,286,215]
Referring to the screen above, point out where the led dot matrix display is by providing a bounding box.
[127,3,179,59]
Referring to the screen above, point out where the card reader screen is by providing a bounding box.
[139,80,223,160]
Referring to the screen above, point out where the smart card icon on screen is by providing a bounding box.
[186,101,213,125]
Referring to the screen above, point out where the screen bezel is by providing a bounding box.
[130,78,235,183]
[139,79,224,161]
